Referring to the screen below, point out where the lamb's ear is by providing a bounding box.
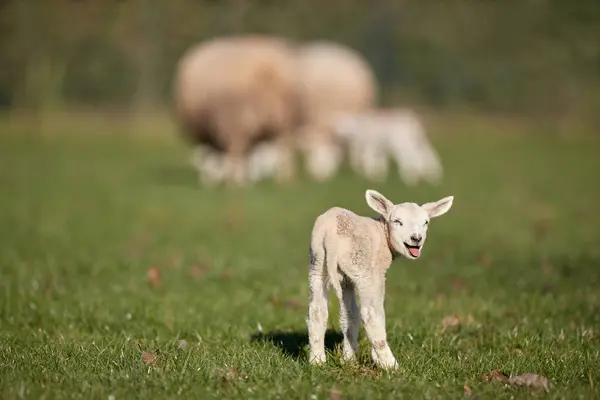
[422,196,454,218]
[365,189,393,218]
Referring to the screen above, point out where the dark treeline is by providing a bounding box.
[0,0,599,119]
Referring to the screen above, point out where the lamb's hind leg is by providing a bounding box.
[307,247,330,364]
[339,278,360,362]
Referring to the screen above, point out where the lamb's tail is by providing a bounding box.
[324,234,343,298]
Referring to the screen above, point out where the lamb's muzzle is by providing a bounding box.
[307,189,454,369]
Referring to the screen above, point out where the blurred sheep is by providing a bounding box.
[332,109,443,185]
[173,34,306,186]
[295,40,379,181]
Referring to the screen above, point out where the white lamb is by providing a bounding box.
[307,189,454,369]
[332,109,443,186]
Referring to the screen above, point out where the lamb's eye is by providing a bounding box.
[424,220,429,226]
[394,220,403,226]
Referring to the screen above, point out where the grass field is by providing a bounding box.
[0,115,599,399]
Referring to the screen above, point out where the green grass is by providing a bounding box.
[0,116,599,399]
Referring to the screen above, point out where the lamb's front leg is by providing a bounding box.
[356,278,399,370]
[339,279,360,361]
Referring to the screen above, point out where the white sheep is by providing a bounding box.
[307,189,454,369]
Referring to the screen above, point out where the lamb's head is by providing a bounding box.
[365,189,453,259]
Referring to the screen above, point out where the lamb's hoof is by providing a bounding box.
[308,353,326,365]
[372,348,399,370]
[376,357,399,370]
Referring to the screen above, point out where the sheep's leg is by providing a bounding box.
[224,142,248,186]
[389,135,420,186]
[274,133,296,184]
[307,269,330,364]
[362,143,388,182]
[339,278,360,361]
[190,145,225,186]
[347,135,364,174]
[305,140,343,182]
[418,142,443,185]
[246,142,279,183]
[356,278,398,370]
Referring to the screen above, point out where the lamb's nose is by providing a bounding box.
[411,234,422,243]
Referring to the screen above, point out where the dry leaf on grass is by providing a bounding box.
[482,369,509,383]
[147,267,162,288]
[141,351,158,366]
[439,314,461,334]
[482,370,550,392]
[439,314,479,335]
[508,373,550,392]
[463,384,472,396]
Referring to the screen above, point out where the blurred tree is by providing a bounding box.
[0,0,597,120]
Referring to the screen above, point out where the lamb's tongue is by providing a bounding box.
[408,247,421,257]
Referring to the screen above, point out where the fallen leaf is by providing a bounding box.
[147,267,162,288]
[463,384,472,396]
[508,373,550,392]
[439,314,461,334]
[482,370,509,383]
[330,388,342,400]
[141,351,158,366]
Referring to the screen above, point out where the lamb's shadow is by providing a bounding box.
[250,329,343,361]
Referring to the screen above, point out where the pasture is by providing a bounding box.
[0,114,599,399]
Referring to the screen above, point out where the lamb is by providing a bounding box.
[307,189,454,369]
[332,109,443,185]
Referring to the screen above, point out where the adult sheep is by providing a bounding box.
[295,40,379,181]
[173,34,305,186]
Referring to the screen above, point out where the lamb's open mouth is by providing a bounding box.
[404,243,421,258]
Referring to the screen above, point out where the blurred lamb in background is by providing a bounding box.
[173,34,306,186]
[332,109,443,185]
